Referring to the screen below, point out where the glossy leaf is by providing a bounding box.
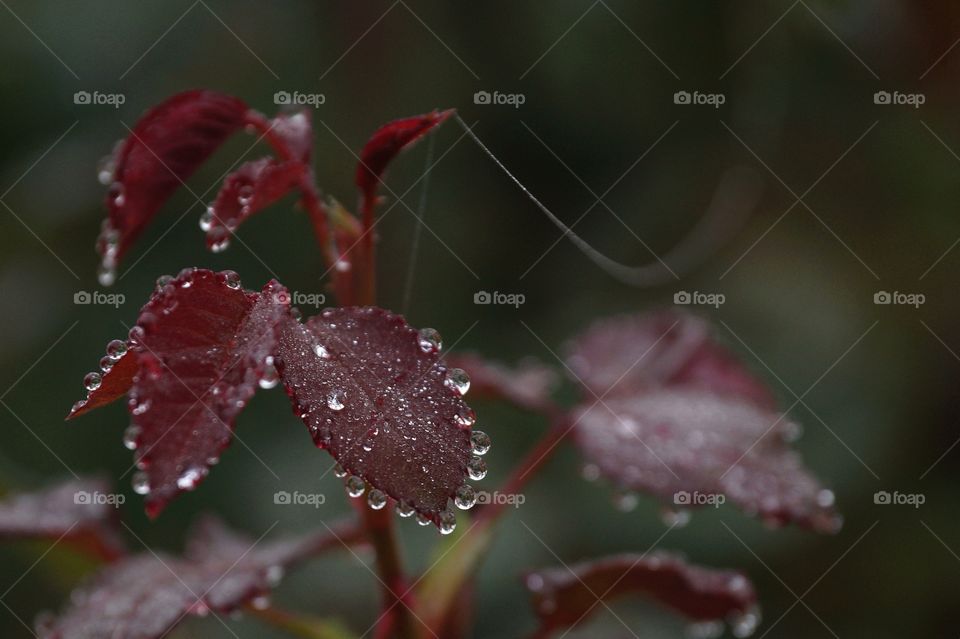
[573,390,840,532]
[524,552,758,636]
[125,269,289,517]
[443,353,558,412]
[36,516,361,639]
[355,109,453,209]
[274,307,474,525]
[204,157,305,250]
[0,477,126,560]
[96,90,248,279]
[565,310,775,409]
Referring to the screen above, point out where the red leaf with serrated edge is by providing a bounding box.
[125,269,289,517]
[355,109,453,208]
[573,390,840,532]
[67,348,137,419]
[36,516,361,639]
[96,90,248,281]
[443,353,558,412]
[0,477,126,560]
[274,307,475,527]
[565,310,776,409]
[524,552,759,636]
[203,157,305,250]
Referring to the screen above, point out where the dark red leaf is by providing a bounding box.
[96,90,249,281]
[355,109,453,208]
[125,269,289,517]
[443,353,558,412]
[0,477,126,560]
[573,390,840,532]
[36,516,361,639]
[524,552,758,637]
[565,310,776,409]
[203,157,305,251]
[67,346,138,419]
[274,307,476,527]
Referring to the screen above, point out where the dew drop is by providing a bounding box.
[155,274,174,291]
[208,228,230,253]
[438,510,457,535]
[417,327,442,353]
[332,463,347,478]
[345,475,365,498]
[314,343,330,359]
[123,425,141,451]
[581,463,601,481]
[729,606,761,638]
[467,456,487,481]
[454,484,476,510]
[132,471,150,495]
[327,390,346,411]
[199,207,215,232]
[686,620,724,639]
[222,270,241,289]
[415,512,432,526]
[367,489,387,510]
[176,466,205,490]
[444,368,470,395]
[99,356,115,372]
[105,339,127,360]
[128,325,145,346]
[83,372,102,391]
[816,488,835,508]
[266,565,284,587]
[396,501,415,518]
[470,430,491,456]
[455,406,476,427]
[97,156,115,185]
[97,265,116,287]
[250,595,271,610]
[259,365,279,389]
[614,492,639,512]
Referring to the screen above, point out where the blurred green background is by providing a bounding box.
[1,1,958,637]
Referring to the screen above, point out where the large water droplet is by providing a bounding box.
[105,339,127,361]
[259,365,279,389]
[221,270,241,289]
[83,372,102,391]
[314,343,330,359]
[454,484,476,510]
[327,390,346,411]
[199,207,215,232]
[470,430,491,455]
[155,274,174,291]
[445,368,470,395]
[332,463,347,478]
[467,456,487,481]
[132,471,150,495]
[97,265,116,287]
[417,328,442,353]
[177,466,205,490]
[99,356,115,372]
[455,406,476,427]
[123,425,141,451]
[396,501,415,518]
[208,228,230,253]
[438,510,457,535]
[345,475,365,498]
[367,489,387,510]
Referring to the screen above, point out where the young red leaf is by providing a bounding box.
[573,390,840,532]
[124,269,289,517]
[565,310,775,409]
[203,157,305,251]
[96,90,249,282]
[36,516,361,639]
[524,552,758,637]
[443,353,558,412]
[274,307,476,527]
[355,109,453,209]
[67,345,137,419]
[0,477,126,560]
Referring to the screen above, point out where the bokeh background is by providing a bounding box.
[0,1,958,637]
